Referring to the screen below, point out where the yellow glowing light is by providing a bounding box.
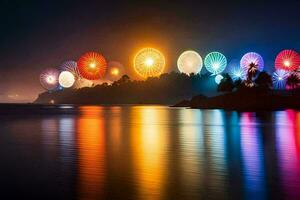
[177,50,203,75]
[131,106,168,197]
[59,71,75,88]
[89,62,96,69]
[145,58,154,67]
[284,60,291,67]
[134,48,165,78]
[111,68,119,76]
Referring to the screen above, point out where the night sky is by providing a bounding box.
[0,0,299,102]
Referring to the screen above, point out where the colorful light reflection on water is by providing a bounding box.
[1,106,300,199]
[275,110,300,199]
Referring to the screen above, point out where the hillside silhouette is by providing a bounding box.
[35,70,300,110]
[35,72,218,104]
[173,70,300,110]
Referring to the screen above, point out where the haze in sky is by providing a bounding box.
[0,0,299,102]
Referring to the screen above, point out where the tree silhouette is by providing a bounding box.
[113,75,131,86]
[35,70,300,105]
[287,73,300,91]
[233,79,242,89]
[218,73,234,92]
[245,62,259,87]
[36,72,221,104]
[255,72,272,90]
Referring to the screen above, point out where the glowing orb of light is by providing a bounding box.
[60,61,81,78]
[204,52,227,75]
[215,74,224,84]
[134,48,165,78]
[107,61,124,81]
[177,50,203,75]
[272,69,290,90]
[40,68,60,91]
[58,71,75,88]
[275,50,300,71]
[240,52,264,72]
[77,52,107,80]
[284,60,291,67]
[111,68,119,75]
[145,58,154,66]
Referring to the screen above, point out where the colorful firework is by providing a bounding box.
[60,61,81,78]
[77,52,107,80]
[227,59,245,80]
[272,69,290,90]
[177,50,203,75]
[59,71,75,88]
[134,48,165,78]
[215,74,224,84]
[240,52,264,72]
[40,68,60,91]
[230,67,247,81]
[107,61,124,81]
[275,50,300,71]
[204,52,227,75]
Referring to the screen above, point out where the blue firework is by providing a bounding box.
[272,69,289,89]
[230,67,247,81]
[204,52,227,75]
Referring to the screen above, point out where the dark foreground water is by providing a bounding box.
[0,105,300,200]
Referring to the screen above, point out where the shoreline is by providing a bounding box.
[172,89,300,111]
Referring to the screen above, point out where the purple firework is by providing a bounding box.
[240,52,264,72]
[60,61,81,78]
[40,68,60,91]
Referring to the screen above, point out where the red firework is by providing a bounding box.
[275,50,300,71]
[77,52,107,80]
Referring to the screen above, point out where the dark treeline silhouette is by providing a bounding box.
[217,71,273,93]
[35,72,218,104]
[35,69,300,110]
[175,69,300,110]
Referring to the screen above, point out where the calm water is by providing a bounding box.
[0,105,300,199]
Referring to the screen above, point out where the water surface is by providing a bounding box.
[0,105,300,199]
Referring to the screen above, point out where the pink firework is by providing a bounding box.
[240,52,264,72]
[40,68,60,91]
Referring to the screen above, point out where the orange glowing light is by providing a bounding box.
[110,68,119,76]
[77,52,107,80]
[131,106,168,199]
[78,106,105,198]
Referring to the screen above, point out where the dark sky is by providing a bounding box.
[0,0,299,102]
